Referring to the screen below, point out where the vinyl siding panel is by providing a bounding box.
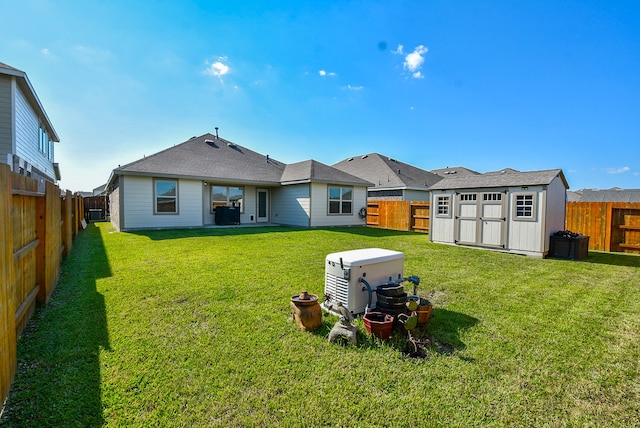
[0,76,12,160]
[14,85,54,179]
[122,175,203,230]
[309,182,367,227]
[430,191,455,243]
[543,177,567,250]
[271,184,310,227]
[507,186,544,254]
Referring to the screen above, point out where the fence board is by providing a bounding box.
[1,164,83,408]
[0,165,17,406]
[367,200,430,233]
[566,202,640,253]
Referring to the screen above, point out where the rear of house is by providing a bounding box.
[429,169,568,257]
[107,134,371,231]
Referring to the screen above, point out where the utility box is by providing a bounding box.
[322,248,404,315]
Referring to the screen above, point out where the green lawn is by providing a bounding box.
[1,223,639,427]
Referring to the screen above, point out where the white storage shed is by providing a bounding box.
[429,169,568,258]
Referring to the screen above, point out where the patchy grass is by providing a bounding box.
[1,223,639,427]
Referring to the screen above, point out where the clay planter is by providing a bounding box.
[363,311,394,341]
[290,291,322,331]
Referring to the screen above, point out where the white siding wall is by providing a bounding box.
[543,177,567,250]
[271,184,310,227]
[14,85,54,179]
[507,186,544,254]
[430,191,455,243]
[309,183,367,227]
[122,176,203,230]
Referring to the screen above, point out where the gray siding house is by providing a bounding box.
[429,169,568,258]
[107,133,372,231]
[333,153,442,201]
[0,62,60,191]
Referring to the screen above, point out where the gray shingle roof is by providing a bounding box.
[281,160,372,186]
[332,153,442,189]
[111,134,371,187]
[568,188,640,202]
[428,168,568,190]
[113,134,286,184]
[430,166,480,177]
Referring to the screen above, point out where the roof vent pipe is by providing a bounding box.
[215,127,219,139]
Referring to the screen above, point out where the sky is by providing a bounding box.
[2,0,639,192]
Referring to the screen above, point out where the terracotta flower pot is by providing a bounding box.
[363,311,394,340]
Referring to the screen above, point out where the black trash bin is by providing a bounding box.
[549,231,589,260]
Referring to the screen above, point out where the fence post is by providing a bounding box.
[0,164,17,406]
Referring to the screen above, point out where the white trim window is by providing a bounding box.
[514,193,536,221]
[328,186,353,214]
[436,195,451,217]
[154,179,178,214]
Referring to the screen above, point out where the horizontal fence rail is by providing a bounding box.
[1,164,84,409]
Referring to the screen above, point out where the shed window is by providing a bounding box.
[329,186,352,214]
[436,196,450,217]
[514,193,536,221]
[211,186,244,213]
[155,179,178,214]
[460,194,476,201]
[484,193,502,201]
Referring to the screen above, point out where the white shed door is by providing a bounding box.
[480,195,504,246]
[456,192,507,248]
[456,194,478,245]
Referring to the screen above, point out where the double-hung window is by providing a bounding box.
[155,179,178,214]
[328,186,352,214]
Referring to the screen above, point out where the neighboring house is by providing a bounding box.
[106,133,372,231]
[428,168,568,258]
[430,166,480,178]
[567,188,640,202]
[0,62,60,191]
[332,153,442,201]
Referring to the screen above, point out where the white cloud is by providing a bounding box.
[404,45,428,76]
[392,44,404,55]
[603,166,630,174]
[319,70,337,77]
[41,48,49,55]
[344,84,363,91]
[206,60,230,80]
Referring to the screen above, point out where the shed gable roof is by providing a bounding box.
[332,153,441,189]
[428,168,568,190]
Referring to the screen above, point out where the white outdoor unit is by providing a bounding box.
[322,248,404,315]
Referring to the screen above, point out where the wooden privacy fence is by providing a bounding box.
[566,202,640,253]
[1,164,84,409]
[367,200,430,233]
